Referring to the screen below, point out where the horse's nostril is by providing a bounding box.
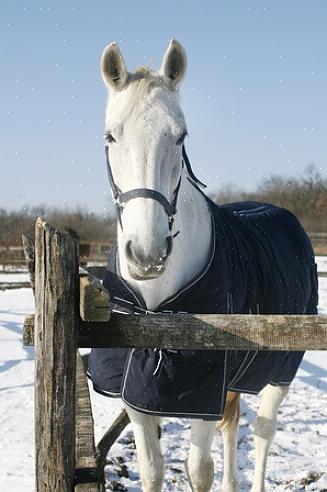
[125,240,149,266]
[125,240,137,263]
[125,237,172,268]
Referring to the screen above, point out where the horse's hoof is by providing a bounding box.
[221,481,240,492]
[185,458,214,492]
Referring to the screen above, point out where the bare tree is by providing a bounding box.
[211,164,327,232]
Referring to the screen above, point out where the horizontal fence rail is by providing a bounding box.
[24,313,327,351]
[78,314,327,351]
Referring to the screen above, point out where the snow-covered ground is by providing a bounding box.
[0,265,326,491]
[0,273,30,284]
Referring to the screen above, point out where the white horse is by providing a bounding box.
[100,39,289,492]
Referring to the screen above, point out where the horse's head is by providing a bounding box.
[101,40,187,280]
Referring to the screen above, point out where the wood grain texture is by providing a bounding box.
[23,267,111,345]
[24,313,327,350]
[23,314,34,346]
[34,218,79,492]
[0,281,31,290]
[21,313,327,351]
[75,352,102,491]
[97,410,130,474]
[79,313,327,351]
[79,269,111,322]
[74,482,101,492]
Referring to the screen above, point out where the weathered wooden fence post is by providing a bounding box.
[34,218,79,491]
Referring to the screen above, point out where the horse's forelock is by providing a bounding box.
[107,68,175,124]
[129,67,166,90]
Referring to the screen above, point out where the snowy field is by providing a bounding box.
[0,262,326,491]
[0,273,30,284]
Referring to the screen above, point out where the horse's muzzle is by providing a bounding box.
[125,237,172,280]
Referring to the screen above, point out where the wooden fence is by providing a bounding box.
[23,219,327,491]
[0,239,113,267]
[2,232,327,267]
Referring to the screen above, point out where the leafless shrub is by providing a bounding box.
[211,164,327,232]
[0,206,116,245]
[1,165,326,246]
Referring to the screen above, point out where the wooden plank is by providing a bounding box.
[0,281,31,290]
[34,218,79,492]
[23,266,111,344]
[79,269,111,322]
[23,314,34,346]
[96,410,130,473]
[75,352,102,491]
[0,259,26,266]
[309,233,327,255]
[74,478,101,492]
[22,235,35,346]
[78,313,327,351]
[24,313,327,350]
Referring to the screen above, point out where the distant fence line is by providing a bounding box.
[0,233,327,266]
[309,232,327,256]
[0,239,114,266]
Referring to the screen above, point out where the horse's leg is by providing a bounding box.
[185,419,216,492]
[220,392,241,492]
[126,406,164,492]
[251,384,289,492]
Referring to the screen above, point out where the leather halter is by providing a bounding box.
[104,142,206,233]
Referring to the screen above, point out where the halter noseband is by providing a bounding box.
[104,142,206,233]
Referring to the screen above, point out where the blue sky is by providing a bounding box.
[1,1,326,214]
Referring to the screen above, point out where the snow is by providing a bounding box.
[0,265,27,273]
[0,275,326,491]
[0,273,30,284]
[317,256,327,273]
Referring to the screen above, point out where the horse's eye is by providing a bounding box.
[105,133,116,144]
[176,131,187,145]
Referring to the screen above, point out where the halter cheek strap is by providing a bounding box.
[182,145,206,189]
[104,143,205,232]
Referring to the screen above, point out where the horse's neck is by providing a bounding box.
[117,177,212,311]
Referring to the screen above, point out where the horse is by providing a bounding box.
[88,40,318,492]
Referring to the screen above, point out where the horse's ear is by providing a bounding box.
[159,39,187,90]
[101,42,128,91]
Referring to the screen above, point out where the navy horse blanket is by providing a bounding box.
[88,199,318,420]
